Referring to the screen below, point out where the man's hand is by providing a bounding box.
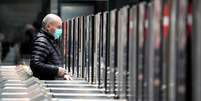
[58,67,65,77]
[64,74,73,80]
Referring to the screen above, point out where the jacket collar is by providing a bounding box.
[40,29,55,40]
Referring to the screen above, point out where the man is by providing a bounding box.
[30,14,71,80]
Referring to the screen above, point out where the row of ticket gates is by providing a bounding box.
[59,0,193,101]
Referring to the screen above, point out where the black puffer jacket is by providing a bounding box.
[30,30,63,80]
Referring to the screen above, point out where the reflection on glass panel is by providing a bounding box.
[61,4,94,20]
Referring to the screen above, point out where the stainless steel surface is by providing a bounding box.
[0,65,121,101]
[44,77,117,100]
[0,65,56,101]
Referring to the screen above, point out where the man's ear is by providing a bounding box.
[46,24,51,32]
[47,24,50,29]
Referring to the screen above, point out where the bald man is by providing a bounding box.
[30,14,71,80]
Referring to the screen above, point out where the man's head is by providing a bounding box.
[42,14,62,39]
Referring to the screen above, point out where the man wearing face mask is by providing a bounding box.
[30,14,72,80]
